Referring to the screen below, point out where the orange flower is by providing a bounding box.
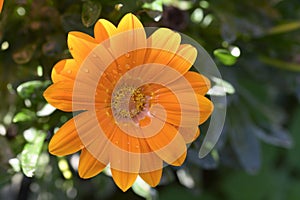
[0,0,4,13]
[44,13,213,191]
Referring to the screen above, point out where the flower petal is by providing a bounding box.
[184,71,210,95]
[179,127,200,143]
[145,28,181,64]
[167,44,197,74]
[111,168,138,192]
[151,89,213,126]
[171,150,187,166]
[109,13,146,65]
[49,118,83,156]
[109,126,140,174]
[78,148,106,179]
[43,80,109,112]
[140,169,162,187]
[67,31,97,64]
[51,59,79,83]
[117,13,144,32]
[0,0,4,13]
[94,19,117,43]
[146,123,187,165]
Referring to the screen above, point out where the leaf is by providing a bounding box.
[132,176,154,200]
[142,0,163,12]
[81,0,102,28]
[20,130,46,177]
[187,149,218,169]
[253,125,293,148]
[213,49,238,66]
[260,56,300,72]
[207,77,235,96]
[267,21,300,35]
[16,80,51,99]
[13,109,36,123]
[228,112,261,174]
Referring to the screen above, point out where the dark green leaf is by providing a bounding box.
[81,0,102,28]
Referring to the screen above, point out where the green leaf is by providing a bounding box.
[16,80,51,99]
[20,130,46,177]
[260,56,300,72]
[267,21,300,35]
[142,0,163,12]
[132,176,153,200]
[81,0,102,28]
[213,49,238,66]
[13,109,36,123]
[207,77,235,96]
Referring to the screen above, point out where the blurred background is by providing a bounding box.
[1,0,300,199]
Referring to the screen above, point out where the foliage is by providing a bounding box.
[0,0,300,199]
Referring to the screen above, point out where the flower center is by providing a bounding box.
[111,86,148,122]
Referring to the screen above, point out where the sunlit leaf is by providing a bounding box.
[16,80,51,99]
[132,176,153,200]
[176,168,195,188]
[36,103,56,117]
[142,0,163,12]
[20,130,46,177]
[81,0,102,28]
[13,109,36,123]
[207,77,235,96]
[214,49,238,66]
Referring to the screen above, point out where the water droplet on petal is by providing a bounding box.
[84,68,89,73]
[125,53,130,58]
[115,141,119,144]
[125,64,130,69]
[127,142,130,145]
[135,145,139,148]
[67,70,72,74]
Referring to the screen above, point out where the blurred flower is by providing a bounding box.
[44,13,213,191]
[161,6,189,31]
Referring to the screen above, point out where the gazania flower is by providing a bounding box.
[44,13,213,191]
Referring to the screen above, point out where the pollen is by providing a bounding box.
[111,86,147,122]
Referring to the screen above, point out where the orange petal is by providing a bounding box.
[140,169,162,187]
[167,44,197,75]
[49,117,84,156]
[179,127,200,143]
[109,13,146,65]
[117,13,144,33]
[111,168,138,192]
[78,148,106,178]
[43,80,108,112]
[146,123,187,165]
[151,89,213,127]
[67,31,97,64]
[109,126,140,175]
[184,71,211,95]
[94,19,117,43]
[51,59,79,83]
[145,28,181,64]
[0,0,3,13]
[171,150,187,166]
